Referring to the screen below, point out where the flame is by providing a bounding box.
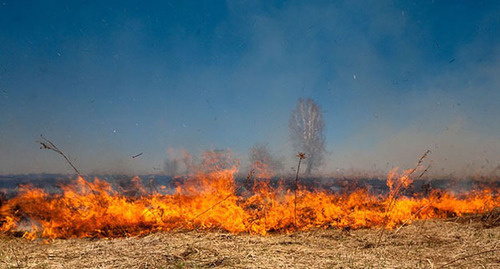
[0,166,499,239]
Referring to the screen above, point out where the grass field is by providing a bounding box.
[1,214,499,269]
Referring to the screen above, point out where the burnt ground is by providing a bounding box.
[1,216,499,269]
[2,174,500,198]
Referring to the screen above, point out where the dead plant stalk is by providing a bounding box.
[376,150,431,247]
[294,152,306,228]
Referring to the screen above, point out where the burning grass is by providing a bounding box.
[0,217,499,268]
[0,166,499,239]
[0,165,499,268]
[1,150,500,267]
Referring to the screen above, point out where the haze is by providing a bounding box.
[0,1,499,177]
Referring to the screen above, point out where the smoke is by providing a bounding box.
[163,147,194,176]
[247,143,284,178]
[0,1,499,177]
[328,118,500,178]
[224,1,500,178]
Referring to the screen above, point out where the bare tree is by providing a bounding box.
[163,148,195,176]
[200,149,240,173]
[180,149,195,174]
[248,143,283,178]
[163,158,179,176]
[288,98,326,175]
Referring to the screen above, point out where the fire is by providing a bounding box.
[0,164,499,239]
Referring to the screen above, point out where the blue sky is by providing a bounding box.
[0,1,499,176]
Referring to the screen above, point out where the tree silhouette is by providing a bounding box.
[288,98,326,175]
[248,143,283,178]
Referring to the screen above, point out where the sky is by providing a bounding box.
[0,0,499,177]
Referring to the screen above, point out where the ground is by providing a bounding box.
[1,218,499,269]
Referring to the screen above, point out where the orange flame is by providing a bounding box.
[0,166,498,239]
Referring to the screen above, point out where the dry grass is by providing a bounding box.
[1,217,499,269]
